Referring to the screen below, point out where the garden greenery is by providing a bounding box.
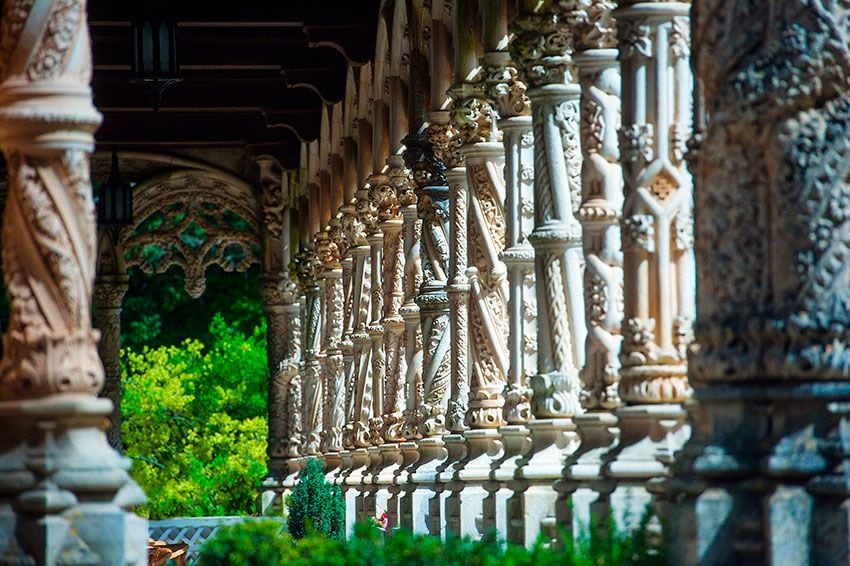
[287,457,345,540]
[122,313,268,519]
[198,516,666,566]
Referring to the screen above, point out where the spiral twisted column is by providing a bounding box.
[0,1,148,562]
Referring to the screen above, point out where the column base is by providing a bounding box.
[410,437,447,536]
[0,394,147,566]
[438,434,468,538]
[671,383,850,566]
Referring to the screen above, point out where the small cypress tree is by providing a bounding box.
[286,457,345,540]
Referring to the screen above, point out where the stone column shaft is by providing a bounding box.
[0,1,147,563]
[500,115,536,425]
[672,2,850,563]
[616,1,694,405]
[94,275,129,451]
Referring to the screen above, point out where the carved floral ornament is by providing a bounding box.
[559,0,617,52]
[120,170,262,299]
[509,10,575,87]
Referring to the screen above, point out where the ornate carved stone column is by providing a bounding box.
[604,0,693,521]
[488,55,536,543]
[670,2,850,563]
[94,274,129,451]
[296,249,323,456]
[372,161,409,443]
[406,115,456,439]
[258,157,303,486]
[555,0,624,534]
[317,230,345,453]
[365,179,386,446]
[510,6,585,546]
[0,1,147,562]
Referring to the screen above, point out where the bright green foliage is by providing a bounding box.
[199,517,666,566]
[286,458,345,540]
[197,520,295,566]
[122,313,268,519]
[122,265,265,351]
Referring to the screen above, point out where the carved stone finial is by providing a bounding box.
[295,249,321,290]
[387,157,416,207]
[355,184,379,236]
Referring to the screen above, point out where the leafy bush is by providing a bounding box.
[287,458,345,540]
[122,313,268,518]
[199,517,665,566]
[197,520,294,566]
[122,265,265,351]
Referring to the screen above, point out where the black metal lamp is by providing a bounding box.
[130,0,181,111]
[97,150,134,227]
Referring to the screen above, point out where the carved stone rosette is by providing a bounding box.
[511,13,587,419]
[0,1,147,562]
[670,2,850,563]
[94,274,129,450]
[615,1,694,405]
[403,116,456,437]
[500,117,537,424]
[570,1,625,411]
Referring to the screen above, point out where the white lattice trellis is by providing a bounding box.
[148,516,287,564]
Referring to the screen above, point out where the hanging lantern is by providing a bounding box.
[97,150,134,227]
[130,0,181,111]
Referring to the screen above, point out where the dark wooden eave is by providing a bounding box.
[89,1,380,169]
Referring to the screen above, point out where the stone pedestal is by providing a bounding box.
[396,441,420,530]
[485,424,532,541]
[410,437,447,535]
[516,419,580,545]
[437,434,468,537]
[455,429,503,539]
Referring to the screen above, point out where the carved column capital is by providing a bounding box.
[260,270,299,308]
[295,249,322,291]
[93,275,130,311]
[257,155,287,239]
[559,0,617,52]
[509,10,576,88]
[448,75,497,145]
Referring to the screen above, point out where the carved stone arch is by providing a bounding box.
[356,64,376,189]
[96,228,127,278]
[120,169,262,299]
[373,17,392,169]
[390,0,410,81]
[429,0,455,110]
[318,105,334,227]
[344,67,359,140]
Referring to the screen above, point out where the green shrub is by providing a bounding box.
[287,458,345,540]
[122,313,268,518]
[197,520,294,566]
[199,515,665,566]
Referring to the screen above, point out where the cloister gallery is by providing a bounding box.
[0,0,848,564]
